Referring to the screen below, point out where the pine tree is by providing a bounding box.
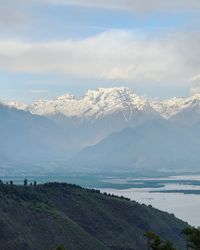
[24,179,28,186]
[55,245,66,250]
[144,231,176,250]
[144,231,161,250]
[183,227,200,250]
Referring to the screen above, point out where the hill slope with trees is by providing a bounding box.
[0,182,187,250]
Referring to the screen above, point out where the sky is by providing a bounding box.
[1,0,200,103]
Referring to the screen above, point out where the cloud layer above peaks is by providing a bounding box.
[0,31,200,88]
[1,0,200,100]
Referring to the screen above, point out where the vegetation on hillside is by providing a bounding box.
[0,180,189,250]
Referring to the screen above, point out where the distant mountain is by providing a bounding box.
[26,87,156,118]
[7,87,200,124]
[10,87,159,146]
[152,94,200,122]
[0,104,76,172]
[0,182,186,250]
[69,119,200,173]
[3,87,200,174]
[170,95,200,125]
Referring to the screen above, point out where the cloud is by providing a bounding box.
[190,86,200,95]
[41,0,200,13]
[0,1,29,30]
[190,74,200,83]
[0,0,198,33]
[189,74,200,94]
[0,30,200,88]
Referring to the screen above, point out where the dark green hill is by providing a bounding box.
[0,182,187,250]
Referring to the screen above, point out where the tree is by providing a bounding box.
[24,179,28,186]
[55,245,66,250]
[144,231,176,250]
[183,227,200,250]
[183,227,191,250]
[160,241,176,250]
[144,231,161,250]
[33,181,37,186]
[10,180,13,185]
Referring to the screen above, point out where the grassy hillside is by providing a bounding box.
[0,182,187,250]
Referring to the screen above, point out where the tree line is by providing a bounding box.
[0,179,37,186]
[144,227,200,250]
[55,227,200,250]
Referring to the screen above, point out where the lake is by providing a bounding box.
[100,175,200,227]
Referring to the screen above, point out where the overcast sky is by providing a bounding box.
[1,0,200,102]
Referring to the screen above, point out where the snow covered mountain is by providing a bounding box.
[2,87,200,174]
[152,94,200,120]
[5,87,200,146]
[8,87,159,147]
[7,87,200,122]
[6,101,28,111]
[0,88,161,173]
[25,87,157,120]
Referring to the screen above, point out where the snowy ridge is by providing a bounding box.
[6,101,28,111]
[24,87,155,120]
[152,94,200,119]
[4,87,200,120]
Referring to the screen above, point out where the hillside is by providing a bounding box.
[69,119,200,172]
[0,182,187,250]
[0,104,77,171]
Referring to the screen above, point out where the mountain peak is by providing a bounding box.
[96,86,131,94]
[84,87,145,105]
[6,101,28,111]
[57,93,76,101]
[84,87,134,99]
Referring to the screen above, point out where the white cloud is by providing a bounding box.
[190,74,200,83]
[0,1,29,30]
[189,74,200,94]
[41,0,200,13]
[190,86,200,95]
[0,0,200,36]
[0,30,199,88]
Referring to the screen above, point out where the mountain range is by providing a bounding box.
[1,87,200,174]
[7,87,200,122]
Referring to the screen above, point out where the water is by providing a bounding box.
[100,175,200,227]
